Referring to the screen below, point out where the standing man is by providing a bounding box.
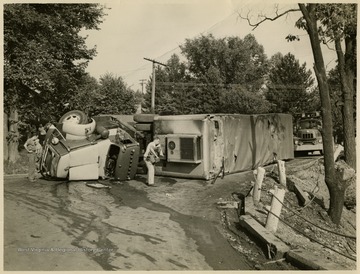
[24,134,40,182]
[34,138,43,172]
[143,136,164,186]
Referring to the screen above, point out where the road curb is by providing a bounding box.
[239,215,290,259]
[238,214,347,270]
[286,249,345,270]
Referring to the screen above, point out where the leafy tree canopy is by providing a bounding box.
[91,73,138,116]
[265,52,319,115]
[180,34,268,92]
[219,87,271,114]
[143,35,271,115]
[4,3,106,124]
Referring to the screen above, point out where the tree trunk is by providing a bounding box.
[328,160,355,224]
[3,112,9,161]
[335,37,356,170]
[327,187,346,225]
[299,4,341,224]
[8,108,20,163]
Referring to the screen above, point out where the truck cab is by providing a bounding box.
[293,112,323,155]
[40,115,140,181]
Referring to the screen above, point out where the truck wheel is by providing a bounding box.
[59,110,88,124]
[62,118,96,136]
[134,114,157,123]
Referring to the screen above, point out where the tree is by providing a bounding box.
[265,52,318,115]
[219,86,271,114]
[70,74,100,116]
[92,73,138,116]
[328,67,345,144]
[4,4,105,161]
[181,34,270,113]
[239,4,355,224]
[298,4,354,224]
[315,4,357,169]
[328,66,356,144]
[143,35,271,115]
[180,34,268,92]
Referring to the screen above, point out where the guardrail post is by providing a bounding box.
[253,167,265,206]
[277,160,286,187]
[265,186,286,233]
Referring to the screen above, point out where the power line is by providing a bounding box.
[156,11,239,61]
[157,82,308,89]
[123,5,249,81]
[200,11,238,36]
[123,65,149,78]
[157,81,244,88]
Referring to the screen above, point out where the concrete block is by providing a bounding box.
[216,201,239,209]
[286,249,345,270]
[294,184,310,206]
[239,215,289,259]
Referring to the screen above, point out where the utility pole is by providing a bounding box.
[143,57,167,113]
[139,79,147,94]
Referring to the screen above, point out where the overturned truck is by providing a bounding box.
[40,111,141,181]
[137,113,294,180]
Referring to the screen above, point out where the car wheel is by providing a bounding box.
[59,110,88,124]
[62,118,96,136]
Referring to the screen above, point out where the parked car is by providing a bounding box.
[40,110,140,181]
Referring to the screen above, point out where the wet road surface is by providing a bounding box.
[4,173,256,271]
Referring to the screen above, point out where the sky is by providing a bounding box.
[82,0,338,92]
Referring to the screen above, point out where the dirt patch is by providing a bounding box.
[109,179,253,270]
[128,172,298,270]
[142,157,356,270]
[239,158,356,269]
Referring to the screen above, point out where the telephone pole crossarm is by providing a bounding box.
[143,57,168,67]
[143,57,168,113]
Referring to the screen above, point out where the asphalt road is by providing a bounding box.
[5,155,320,271]
[4,172,257,271]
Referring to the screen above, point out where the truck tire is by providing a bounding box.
[133,114,157,123]
[59,110,88,124]
[134,123,152,132]
[62,118,96,136]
